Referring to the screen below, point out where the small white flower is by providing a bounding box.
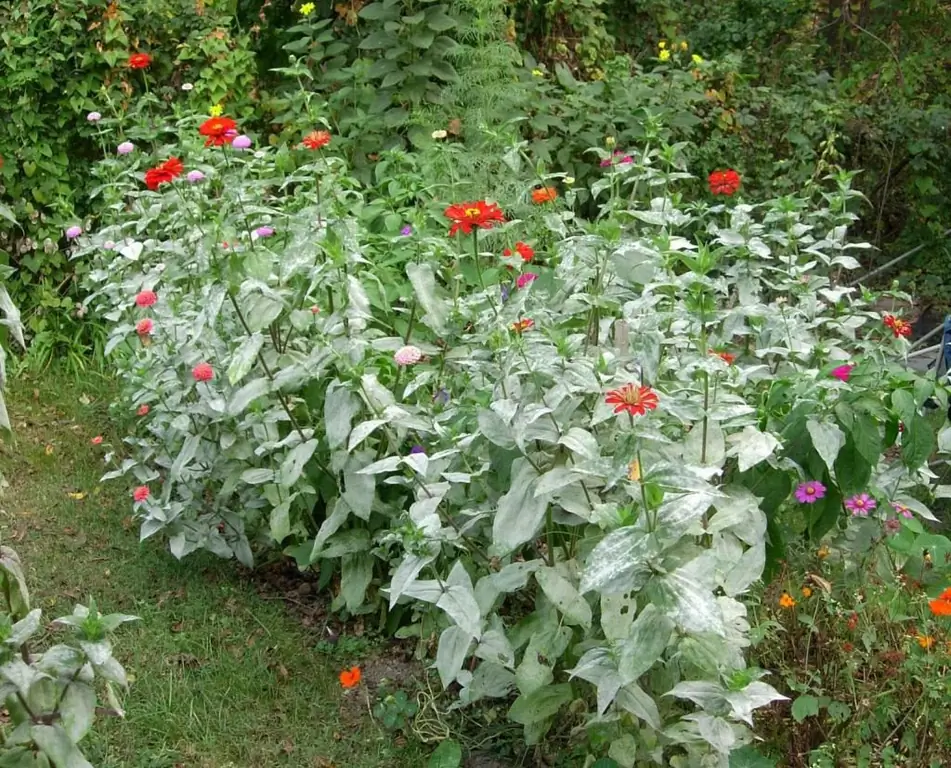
[181,83,194,91]
[431,130,448,140]
[87,111,102,122]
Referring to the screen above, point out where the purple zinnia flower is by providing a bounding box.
[65,226,82,240]
[186,170,205,183]
[231,134,252,149]
[410,445,426,455]
[254,226,274,238]
[500,285,510,302]
[87,111,102,122]
[117,141,135,155]
[794,481,826,505]
[516,272,538,289]
[844,493,876,516]
[400,226,412,236]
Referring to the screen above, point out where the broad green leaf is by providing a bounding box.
[656,553,724,635]
[240,468,274,485]
[269,501,291,542]
[902,414,934,469]
[341,553,373,611]
[535,568,591,628]
[615,682,660,729]
[491,460,547,555]
[427,739,462,768]
[31,724,94,768]
[806,419,845,473]
[388,553,436,608]
[435,625,472,687]
[508,683,573,725]
[280,439,318,487]
[406,262,449,334]
[227,332,264,385]
[170,435,200,481]
[726,426,780,472]
[729,746,778,768]
[791,693,820,722]
[229,378,270,416]
[324,383,360,450]
[347,419,388,452]
[617,604,673,683]
[243,294,283,331]
[580,529,659,595]
[59,682,96,742]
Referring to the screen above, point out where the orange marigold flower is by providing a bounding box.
[302,130,331,150]
[199,116,238,147]
[917,634,935,649]
[801,586,813,598]
[339,666,362,688]
[128,53,153,69]
[604,384,659,417]
[778,592,797,609]
[531,186,558,204]
[511,318,534,334]
[929,587,951,616]
[444,201,505,236]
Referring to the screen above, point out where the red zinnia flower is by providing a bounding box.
[144,157,184,190]
[136,318,154,336]
[531,186,558,204]
[511,318,534,333]
[712,350,736,364]
[339,666,362,688]
[444,201,505,236]
[128,53,153,70]
[199,116,238,147]
[708,169,741,196]
[133,485,150,502]
[883,314,912,338]
[504,241,534,262]
[302,130,331,150]
[137,404,150,416]
[135,290,157,307]
[605,383,660,417]
[91,435,103,445]
[192,362,214,382]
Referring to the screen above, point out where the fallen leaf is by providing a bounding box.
[171,620,185,633]
[45,444,54,456]
[66,492,86,500]
[79,394,92,405]
[280,739,295,755]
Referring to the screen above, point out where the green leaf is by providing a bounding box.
[341,553,373,611]
[729,746,777,768]
[617,604,673,682]
[427,739,462,768]
[31,724,94,768]
[580,529,659,595]
[791,693,820,722]
[0,204,17,225]
[806,419,845,473]
[535,568,591,628]
[280,439,318,487]
[491,459,547,555]
[902,414,934,469]
[227,332,264,385]
[508,683,573,725]
[833,438,872,497]
[892,389,917,424]
[406,262,449,334]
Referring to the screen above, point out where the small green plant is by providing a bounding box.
[373,686,420,734]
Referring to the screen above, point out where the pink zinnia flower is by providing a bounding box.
[831,364,853,382]
[394,345,422,366]
[91,435,103,445]
[231,134,252,149]
[794,481,826,504]
[136,318,153,336]
[254,226,274,238]
[117,141,135,155]
[133,486,150,502]
[65,226,82,240]
[891,501,913,519]
[192,362,214,382]
[137,404,150,416]
[516,272,538,289]
[135,290,157,307]
[844,493,876,516]
[186,170,205,183]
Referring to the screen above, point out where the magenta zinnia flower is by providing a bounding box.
[831,364,853,382]
[516,272,538,289]
[891,501,913,519]
[794,481,826,504]
[844,493,876,516]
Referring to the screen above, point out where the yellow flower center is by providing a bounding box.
[464,208,481,217]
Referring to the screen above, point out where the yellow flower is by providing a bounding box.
[627,460,641,482]
[801,587,813,598]
[209,104,223,117]
[658,40,667,49]
[817,545,830,559]
[918,634,935,650]
[605,136,616,148]
[300,1,315,14]
[692,54,703,65]
[532,68,544,77]
[779,593,797,609]
[659,49,671,62]
[680,41,688,51]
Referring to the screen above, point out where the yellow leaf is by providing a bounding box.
[45,444,54,455]
[66,492,87,500]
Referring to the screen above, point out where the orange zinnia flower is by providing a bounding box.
[339,666,362,688]
[801,586,813,598]
[199,116,238,147]
[444,201,506,236]
[917,634,935,650]
[531,186,558,204]
[778,592,797,609]
[604,384,659,417]
[128,53,153,69]
[302,130,331,150]
[929,587,951,616]
[511,318,534,334]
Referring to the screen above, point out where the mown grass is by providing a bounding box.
[0,373,428,768]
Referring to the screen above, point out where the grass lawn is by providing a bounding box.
[0,373,429,768]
